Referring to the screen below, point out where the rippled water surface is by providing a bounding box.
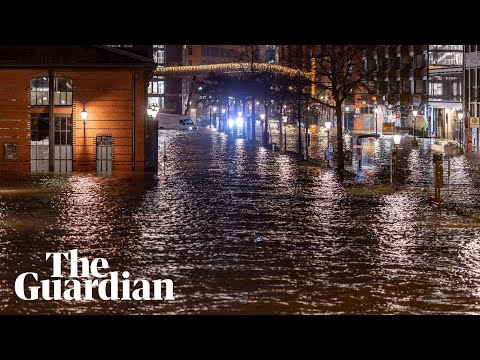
[1,129,480,314]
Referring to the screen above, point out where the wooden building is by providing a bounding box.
[0,45,157,173]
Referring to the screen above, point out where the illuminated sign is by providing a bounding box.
[470,117,480,128]
[382,123,395,135]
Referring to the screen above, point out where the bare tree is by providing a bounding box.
[309,45,377,174]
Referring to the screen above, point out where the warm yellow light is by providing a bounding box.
[81,107,87,123]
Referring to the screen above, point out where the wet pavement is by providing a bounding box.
[1,128,480,314]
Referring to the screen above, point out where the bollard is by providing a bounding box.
[432,153,443,205]
[356,137,362,170]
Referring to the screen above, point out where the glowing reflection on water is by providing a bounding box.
[1,131,480,314]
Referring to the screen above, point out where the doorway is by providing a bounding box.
[30,114,72,172]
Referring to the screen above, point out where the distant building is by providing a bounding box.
[351,45,428,135]
[149,45,183,114]
[428,45,463,140]
[463,45,480,151]
[0,45,155,173]
[276,45,315,71]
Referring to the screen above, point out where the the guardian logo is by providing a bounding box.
[15,250,174,301]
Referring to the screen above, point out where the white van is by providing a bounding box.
[157,113,198,130]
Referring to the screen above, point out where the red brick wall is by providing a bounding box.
[0,68,148,172]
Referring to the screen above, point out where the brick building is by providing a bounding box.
[0,45,156,173]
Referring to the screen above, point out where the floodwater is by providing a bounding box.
[1,128,480,314]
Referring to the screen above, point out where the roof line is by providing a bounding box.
[93,45,154,63]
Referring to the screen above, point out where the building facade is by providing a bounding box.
[368,45,428,134]
[148,45,183,114]
[0,45,156,173]
[428,45,463,140]
[463,45,480,151]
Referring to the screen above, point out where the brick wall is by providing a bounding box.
[0,68,147,172]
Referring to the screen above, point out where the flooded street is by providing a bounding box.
[1,128,480,314]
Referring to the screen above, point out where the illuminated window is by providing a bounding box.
[148,77,164,94]
[153,45,165,64]
[30,77,49,105]
[30,77,73,106]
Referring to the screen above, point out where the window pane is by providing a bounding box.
[42,92,48,105]
[31,77,73,106]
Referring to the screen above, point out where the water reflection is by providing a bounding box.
[1,130,480,314]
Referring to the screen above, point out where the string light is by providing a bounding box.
[154,63,336,106]
[154,62,311,79]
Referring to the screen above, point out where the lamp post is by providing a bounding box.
[374,107,379,134]
[209,106,212,128]
[221,108,226,132]
[392,134,401,190]
[325,121,331,168]
[81,107,88,125]
[458,111,464,148]
[412,109,418,146]
[212,106,217,129]
[345,106,350,133]
[283,115,287,151]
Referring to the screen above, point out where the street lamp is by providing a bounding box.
[392,134,401,190]
[374,107,379,134]
[283,115,288,151]
[212,106,217,129]
[147,103,158,118]
[345,106,350,133]
[458,111,464,147]
[209,106,212,128]
[393,134,401,146]
[412,109,418,145]
[221,108,226,131]
[325,121,331,145]
[81,107,88,124]
[325,121,332,168]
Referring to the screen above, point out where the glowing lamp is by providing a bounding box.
[393,134,401,145]
[81,107,88,124]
